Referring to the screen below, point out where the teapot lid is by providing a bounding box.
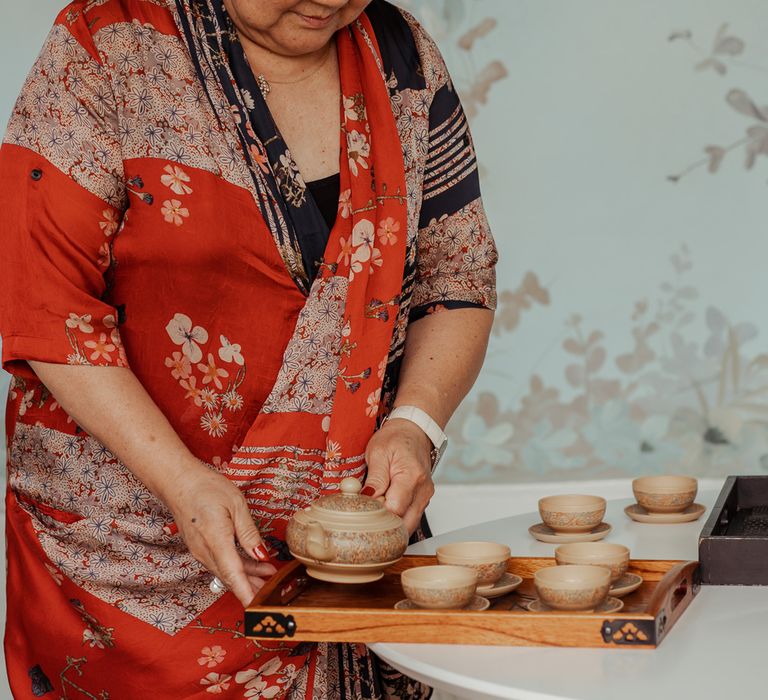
[312,477,385,515]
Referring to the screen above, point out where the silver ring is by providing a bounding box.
[209,576,226,594]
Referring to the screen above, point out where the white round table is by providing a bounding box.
[371,488,768,700]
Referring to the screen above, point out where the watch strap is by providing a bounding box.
[386,405,447,450]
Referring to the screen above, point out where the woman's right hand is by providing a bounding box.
[24,364,277,606]
[159,461,277,607]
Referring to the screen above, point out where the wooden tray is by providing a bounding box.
[245,555,699,648]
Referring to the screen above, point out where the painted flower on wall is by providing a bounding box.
[440,246,768,483]
[668,24,768,182]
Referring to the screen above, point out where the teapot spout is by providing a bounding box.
[305,521,334,562]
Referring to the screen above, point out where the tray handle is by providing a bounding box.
[247,559,308,608]
[646,560,699,642]
[601,561,698,647]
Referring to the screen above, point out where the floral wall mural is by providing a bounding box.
[399,0,768,483]
[2,1,767,485]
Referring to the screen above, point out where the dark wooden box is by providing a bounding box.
[699,475,768,585]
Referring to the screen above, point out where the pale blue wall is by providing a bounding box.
[3,1,768,486]
[406,0,768,483]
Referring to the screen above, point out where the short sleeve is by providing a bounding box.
[0,12,128,377]
[408,22,498,321]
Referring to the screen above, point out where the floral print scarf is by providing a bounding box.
[177,0,347,292]
[172,0,410,532]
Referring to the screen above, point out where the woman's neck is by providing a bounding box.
[222,0,336,84]
[239,36,335,85]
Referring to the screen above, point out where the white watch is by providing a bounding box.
[386,405,448,469]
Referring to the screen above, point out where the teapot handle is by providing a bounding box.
[305,521,335,562]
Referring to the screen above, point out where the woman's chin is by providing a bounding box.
[274,32,337,57]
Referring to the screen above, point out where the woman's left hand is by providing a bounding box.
[363,418,435,534]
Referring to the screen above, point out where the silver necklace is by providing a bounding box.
[255,44,334,99]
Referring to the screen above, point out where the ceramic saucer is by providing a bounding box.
[609,572,643,597]
[476,572,523,599]
[394,595,490,611]
[528,522,612,543]
[624,502,706,524]
[526,596,624,614]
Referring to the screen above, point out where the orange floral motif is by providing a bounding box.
[248,142,271,174]
[161,199,190,226]
[365,388,381,418]
[338,188,352,218]
[197,645,227,668]
[337,236,354,266]
[180,375,203,406]
[165,351,191,380]
[84,333,116,362]
[97,241,111,268]
[200,672,232,694]
[160,164,193,195]
[99,208,119,237]
[197,353,229,390]
[377,216,400,245]
[66,313,94,334]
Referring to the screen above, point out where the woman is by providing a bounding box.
[0,0,497,697]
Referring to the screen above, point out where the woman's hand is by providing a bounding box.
[25,363,277,607]
[159,461,277,607]
[363,418,435,534]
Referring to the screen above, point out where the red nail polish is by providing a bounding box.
[361,485,376,497]
[252,544,270,561]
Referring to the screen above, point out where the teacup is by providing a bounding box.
[401,565,478,609]
[435,541,511,588]
[538,495,606,533]
[534,564,611,611]
[554,542,630,583]
[632,476,697,513]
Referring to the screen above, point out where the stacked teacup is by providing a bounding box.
[530,543,632,612]
[398,540,520,610]
[436,541,521,599]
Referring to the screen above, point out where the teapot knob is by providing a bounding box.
[340,477,363,496]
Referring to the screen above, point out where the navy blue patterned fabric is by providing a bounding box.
[177,0,489,310]
[175,0,330,292]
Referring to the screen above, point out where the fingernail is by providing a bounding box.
[252,544,270,561]
[361,485,376,497]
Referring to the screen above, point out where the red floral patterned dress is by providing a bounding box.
[0,0,497,697]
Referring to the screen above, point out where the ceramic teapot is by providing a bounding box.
[286,477,408,583]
